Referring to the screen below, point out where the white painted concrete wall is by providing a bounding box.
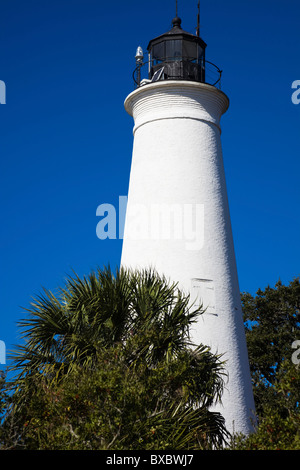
[121,80,256,436]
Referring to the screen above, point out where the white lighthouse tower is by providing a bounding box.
[121,15,256,436]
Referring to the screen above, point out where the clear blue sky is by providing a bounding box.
[1,0,299,369]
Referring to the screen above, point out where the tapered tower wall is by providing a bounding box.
[121,80,256,436]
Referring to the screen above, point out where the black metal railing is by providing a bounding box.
[133,58,222,89]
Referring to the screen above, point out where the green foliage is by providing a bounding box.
[241,278,300,415]
[4,269,299,450]
[231,278,300,450]
[3,345,228,450]
[0,373,10,424]
[0,267,229,450]
[9,267,201,380]
[233,409,300,450]
[231,361,300,450]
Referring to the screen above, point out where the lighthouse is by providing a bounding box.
[121,15,256,436]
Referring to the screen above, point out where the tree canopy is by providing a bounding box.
[0,267,229,450]
[1,270,299,450]
[233,278,300,449]
[241,278,300,415]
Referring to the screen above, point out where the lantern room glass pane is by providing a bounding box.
[166,40,182,60]
[182,41,197,61]
[152,42,165,62]
[198,45,204,60]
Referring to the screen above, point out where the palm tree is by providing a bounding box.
[6,266,229,449]
[10,267,198,374]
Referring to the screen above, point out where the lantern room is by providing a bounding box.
[147,16,207,83]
